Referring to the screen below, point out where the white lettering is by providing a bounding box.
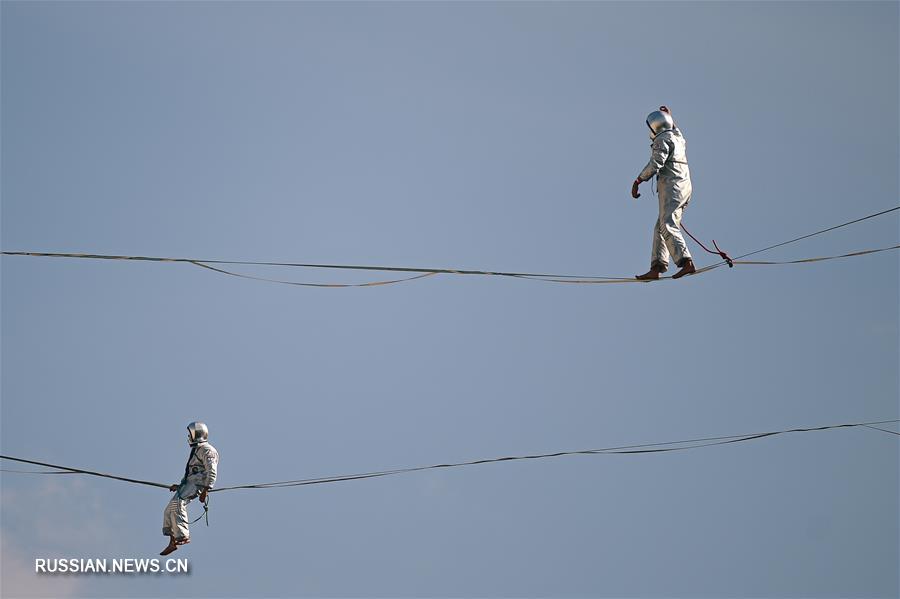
[138,558,158,573]
[165,558,189,573]
[82,559,107,573]
[35,556,188,575]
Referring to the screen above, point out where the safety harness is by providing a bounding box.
[180,445,211,527]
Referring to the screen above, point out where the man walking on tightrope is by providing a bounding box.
[631,106,696,280]
[161,421,218,556]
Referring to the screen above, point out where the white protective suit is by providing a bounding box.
[638,127,693,271]
[163,441,218,542]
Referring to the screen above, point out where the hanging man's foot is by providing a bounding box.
[160,540,178,556]
[635,264,665,281]
[672,258,696,279]
[160,536,189,556]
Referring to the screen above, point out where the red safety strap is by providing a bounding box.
[681,222,734,268]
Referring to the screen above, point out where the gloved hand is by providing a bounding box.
[631,178,641,199]
[169,484,178,492]
[199,489,208,503]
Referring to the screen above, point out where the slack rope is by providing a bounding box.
[2,419,896,493]
[188,261,439,288]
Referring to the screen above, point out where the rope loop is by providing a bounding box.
[681,222,734,268]
[712,240,734,268]
[191,496,210,526]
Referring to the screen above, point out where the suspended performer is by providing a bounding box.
[631,106,696,280]
[161,421,219,556]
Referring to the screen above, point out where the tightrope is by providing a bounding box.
[2,206,897,287]
[2,419,896,494]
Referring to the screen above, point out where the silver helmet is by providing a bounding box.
[187,422,209,445]
[646,110,674,138]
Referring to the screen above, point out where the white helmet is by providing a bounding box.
[187,422,209,445]
[646,109,674,138]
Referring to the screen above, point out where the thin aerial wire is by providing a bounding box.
[2,419,896,493]
[3,205,897,286]
[699,205,900,272]
[861,424,900,436]
[732,245,899,265]
[732,205,899,260]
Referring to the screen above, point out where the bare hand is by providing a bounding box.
[631,179,641,199]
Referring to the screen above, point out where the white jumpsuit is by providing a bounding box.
[638,128,693,270]
[163,441,218,541]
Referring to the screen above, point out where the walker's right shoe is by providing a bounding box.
[672,258,696,279]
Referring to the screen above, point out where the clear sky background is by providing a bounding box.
[2,2,898,598]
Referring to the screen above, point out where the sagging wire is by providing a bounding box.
[1,206,897,286]
[2,419,897,494]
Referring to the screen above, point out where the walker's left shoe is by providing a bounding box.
[635,263,665,281]
[672,259,696,279]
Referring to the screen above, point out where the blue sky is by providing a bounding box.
[2,2,897,598]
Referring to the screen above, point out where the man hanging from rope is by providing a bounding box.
[631,106,696,280]
[161,421,219,556]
